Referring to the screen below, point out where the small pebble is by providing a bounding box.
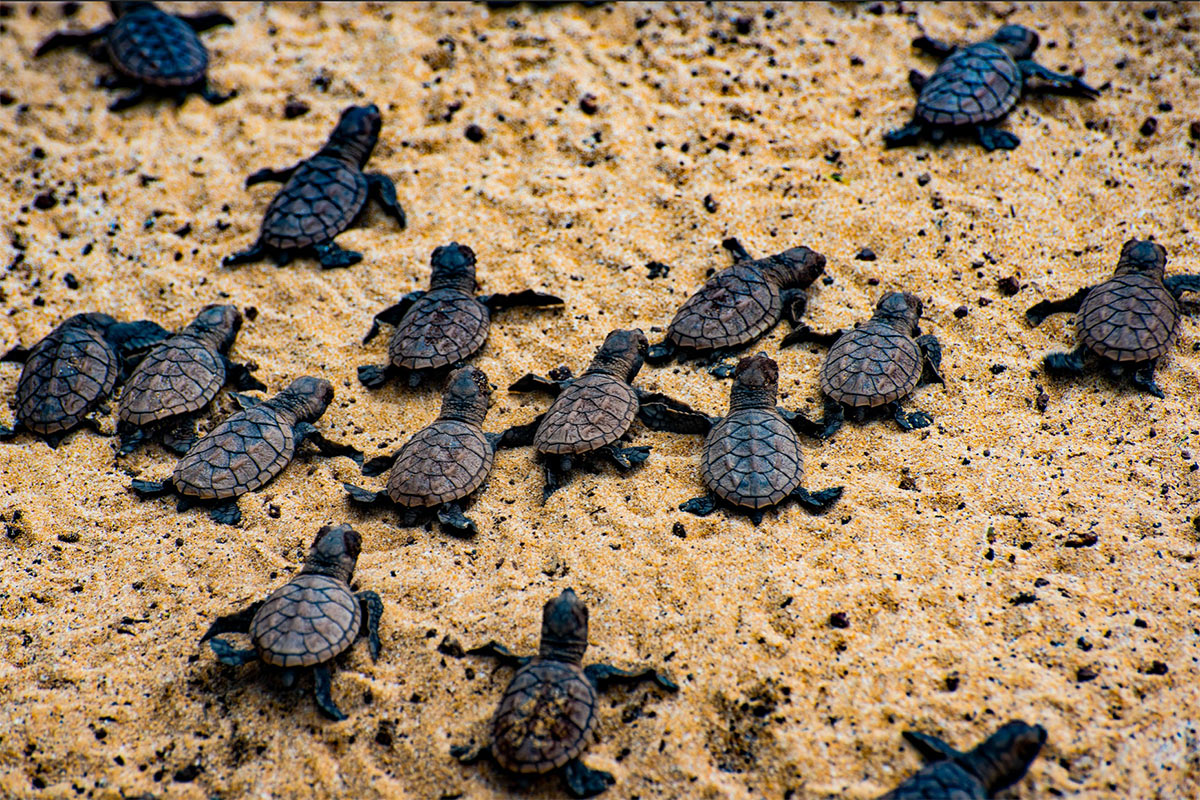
[579,93,599,115]
[997,276,1021,295]
[63,273,78,289]
[916,173,930,186]
[464,124,485,142]
[829,612,849,629]
[33,191,56,210]
[1076,665,1099,682]
[1139,117,1157,136]
[703,194,718,213]
[855,247,876,261]
[1190,121,1200,141]
[283,99,310,119]
[954,305,969,319]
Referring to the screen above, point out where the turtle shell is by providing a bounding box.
[533,374,639,455]
[1077,273,1179,362]
[701,409,803,509]
[820,322,923,408]
[171,404,295,499]
[491,659,598,774]
[916,42,1022,126]
[387,290,490,372]
[879,760,986,800]
[15,318,119,435]
[107,5,208,87]
[385,420,493,507]
[250,573,362,668]
[666,265,781,350]
[259,157,368,251]
[119,333,226,426]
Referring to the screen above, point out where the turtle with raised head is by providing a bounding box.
[358,243,563,389]
[642,353,842,525]
[878,721,1046,799]
[225,104,406,270]
[646,237,826,376]
[130,376,361,525]
[451,588,677,798]
[117,304,265,456]
[885,23,1099,151]
[1,312,167,447]
[35,1,235,112]
[199,524,383,721]
[1027,239,1200,397]
[782,291,944,439]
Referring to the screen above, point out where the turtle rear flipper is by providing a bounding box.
[1019,60,1100,97]
[314,242,361,270]
[312,664,347,721]
[508,373,564,395]
[245,165,298,187]
[1043,346,1087,376]
[563,759,614,799]
[903,730,962,762]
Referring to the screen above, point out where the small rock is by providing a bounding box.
[1035,387,1049,413]
[579,93,599,115]
[647,261,671,279]
[953,305,969,319]
[1076,665,1099,682]
[437,635,465,658]
[33,191,56,210]
[828,612,849,629]
[57,532,80,543]
[997,276,1021,295]
[733,15,753,35]
[283,99,310,119]
[1191,121,1200,141]
[703,194,718,213]
[267,504,281,518]
[990,363,1007,375]
[855,248,876,261]
[977,296,992,307]
[464,124,485,142]
[1142,660,1168,675]
[867,277,879,286]
[671,521,686,538]
[1139,117,1158,136]
[916,173,930,186]
[63,273,78,289]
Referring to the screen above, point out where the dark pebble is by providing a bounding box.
[916,173,930,186]
[703,194,718,213]
[1157,101,1172,112]
[953,305,969,318]
[464,124,484,142]
[437,635,465,658]
[997,276,1021,295]
[63,273,78,289]
[0,91,13,106]
[829,612,849,629]
[1190,121,1200,141]
[671,521,686,538]
[1076,665,1099,682]
[978,296,992,307]
[33,191,56,210]
[990,364,1007,375]
[1140,117,1157,136]
[579,93,599,115]
[283,99,310,119]
[267,504,281,519]
[1143,660,1168,675]
[647,261,671,279]
[867,277,879,286]
[855,247,876,261]
[733,16,752,35]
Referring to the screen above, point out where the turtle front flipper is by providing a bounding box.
[107,320,171,360]
[312,664,347,722]
[245,165,298,187]
[780,288,809,326]
[976,125,1019,151]
[362,291,426,344]
[679,495,718,517]
[466,641,531,669]
[907,69,928,91]
[890,402,932,431]
[437,502,477,537]
[178,11,235,33]
[584,663,678,692]
[223,358,268,392]
[228,392,263,410]
[209,500,242,526]
[644,340,676,365]
[357,363,396,389]
[912,35,957,58]
[200,600,264,642]
[451,742,492,765]
[494,416,543,449]
[508,372,565,396]
[721,236,753,263]
[1164,274,1200,300]
[780,324,843,349]
[902,730,962,763]
[778,408,826,439]
[360,451,401,477]
[161,419,198,456]
[366,173,407,229]
[1019,60,1100,98]
[563,758,615,799]
[0,424,19,441]
[1,345,30,363]
[791,485,843,513]
[116,424,149,457]
[314,241,362,270]
[542,455,574,502]
[296,422,362,465]
[34,25,111,56]
[637,394,713,435]
[915,333,944,385]
[479,289,565,311]
[883,121,927,148]
[207,638,259,666]
[356,590,384,660]
[1026,286,1091,326]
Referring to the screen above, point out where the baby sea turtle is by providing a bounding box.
[451,588,677,798]
[225,104,406,270]
[884,24,1099,151]
[130,376,361,525]
[501,329,694,500]
[878,721,1046,799]
[1027,239,1200,398]
[0,312,167,447]
[646,237,826,376]
[199,524,382,722]
[783,292,944,439]
[358,243,563,389]
[35,1,235,112]
[117,304,265,456]
[643,353,842,525]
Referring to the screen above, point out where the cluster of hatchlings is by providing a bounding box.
[4,4,1193,798]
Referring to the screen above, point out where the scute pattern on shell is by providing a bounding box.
[250,574,362,668]
[386,420,493,507]
[119,335,226,426]
[107,6,208,87]
[492,660,597,774]
[260,157,368,250]
[878,760,987,800]
[701,410,803,509]
[172,405,295,499]
[1077,273,1179,362]
[533,374,639,455]
[388,290,490,371]
[820,323,923,407]
[16,323,118,435]
[668,267,781,350]
[916,43,1022,126]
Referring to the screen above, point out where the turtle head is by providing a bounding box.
[439,366,491,426]
[760,245,826,290]
[185,304,242,352]
[992,24,1039,60]
[429,243,478,291]
[1115,239,1168,276]
[873,291,923,333]
[321,104,382,168]
[539,588,589,663]
[963,721,1047,795]
[302,523,362,583]
[278,376,335,421]
[730,353,779,411]
[588,328,649,381]
[110,2,156,17]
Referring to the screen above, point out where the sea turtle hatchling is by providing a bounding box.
[884,24,1099,151]
[358,243,563,389]
[130,376,361,525]
[1027,239,1200,397]
[451,588,677,798]
[199,524,383,721]
[1,312,168,447]
[117,304,265,456]
[225,104,406,270]
[877,721,1046,799]
[35,1,235,112]
[782,291,944,439]
[642,353,842,525]
[646,237,826,376]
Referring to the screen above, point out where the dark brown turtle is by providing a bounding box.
[358,243,563,389]
[501,329,695,500]
[0,312,168,447]
[225,104,405,270]
[782,292,944,439]
[451,588,676,798]
[643,354,842,525]
[199,524,383,721]
[117,304,265,456]
[1027,239,1200,397]
[885,24,1099,151]
[35,2,235,112]
[877,721,1046,799]
[130,376,361,525]
[646,237,826,376]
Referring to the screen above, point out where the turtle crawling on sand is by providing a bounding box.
[200,524,382,721]
[452,588,676,798]
[877,721,1046,799]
